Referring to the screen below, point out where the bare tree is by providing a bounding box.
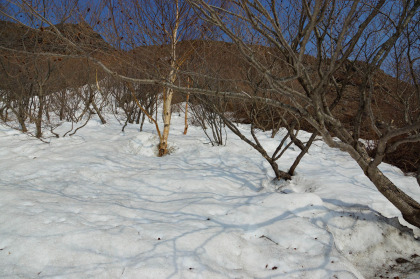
[99,0,210,156]
[2,0,420,229]
[185,0,420,228]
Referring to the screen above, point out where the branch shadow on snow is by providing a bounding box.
[2,153,419,278]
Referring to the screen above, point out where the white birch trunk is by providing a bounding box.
[158,0,180,156]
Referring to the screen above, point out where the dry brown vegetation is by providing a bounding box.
[0,20,418,172]
[0,0,419,229]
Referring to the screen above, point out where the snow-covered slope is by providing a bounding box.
[0,111,419,278]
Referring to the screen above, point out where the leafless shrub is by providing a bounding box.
[189,94,227,146]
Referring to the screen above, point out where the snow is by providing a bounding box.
[0,109,419,278]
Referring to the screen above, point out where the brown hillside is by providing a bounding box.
[0,20,111,53]
[0,22,418,173]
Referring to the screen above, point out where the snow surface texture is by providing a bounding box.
[1,110,419,279]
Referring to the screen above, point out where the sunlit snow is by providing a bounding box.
[0,108,419,278]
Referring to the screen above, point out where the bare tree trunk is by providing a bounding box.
[158,0,180,156]
[59,91,65,121]
[91,101,106,124]
[35,94,43,138]
[140,113,146,131]
[159,87,174,156]
[367,165,420,228]
[184,93,190,135]
[269,159,292,181]
[288,133,317,176]
[16,105,28,133]
[333,138,420,228]
[184,77,191,135]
